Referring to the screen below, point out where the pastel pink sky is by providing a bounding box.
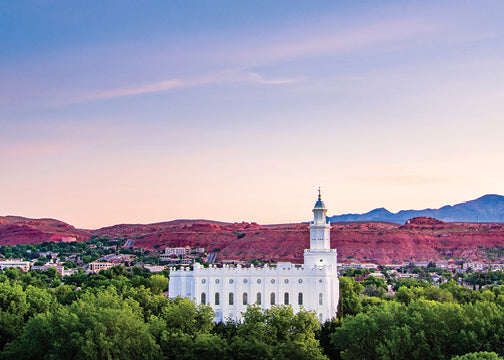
[1,1,504,229]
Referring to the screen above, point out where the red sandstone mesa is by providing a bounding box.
[3,216,504,264]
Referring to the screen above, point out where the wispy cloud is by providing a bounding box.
[5,12,448,108]
[66,70,298,104]
[79,79,187,101]
[222,17,441,68]
[209,70,296,85]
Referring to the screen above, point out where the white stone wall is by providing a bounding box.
[303,248,338,269]
[169,262,339,323]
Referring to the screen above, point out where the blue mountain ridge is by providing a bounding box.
[327,194,504,224]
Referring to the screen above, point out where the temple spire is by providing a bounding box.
[309,188,331,250]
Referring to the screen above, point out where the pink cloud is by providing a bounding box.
[65,70,298,104]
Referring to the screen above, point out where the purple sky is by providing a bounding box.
[1,1,504,228]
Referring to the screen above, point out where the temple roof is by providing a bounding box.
[313,188,326,210]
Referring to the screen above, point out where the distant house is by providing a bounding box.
[179,259,194,266]
[165,247,190,256]
[339,262,378,271]
[160,247,190,262]
[367,272,385,279]
[98,254,135,264]
[408,261,430,268]
[39,251,59,260]
[0,259,30,272]
[87,262,115,273]
[31,263,68,276]
[387,270,399,276]
[491,263,504,271]
[397,273,419,279]
[144,265,165,273]
[463,262,487,272]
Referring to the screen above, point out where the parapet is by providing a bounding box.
[170,262,337,275]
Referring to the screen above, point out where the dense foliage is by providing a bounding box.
[2,266,504,359]
[0,266,326,360]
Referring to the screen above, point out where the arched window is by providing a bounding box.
[243,292,248,305]
[298,292,303,306]
[229,292,234,305]
[256,292,262,305]
[284,292,289,305]
[201,292,206,305]
[319,293,323,305]
[215,292,220,306]
[270,292,276,305]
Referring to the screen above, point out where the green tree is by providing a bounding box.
[452,352,503,360]
[329,299,504,360]
[331,301,408,360]
[395,286,418,305]
[5,287,159,360]
[362,284,386,298]
[148,296,215,359]
[24,286,60,318]
[184,333,230,360]
[338,277,363,317]
[0,282,28,351]
[147,274,168,295]
[233,305,328,360]
[423,285,454,302]
[362,276,387,290]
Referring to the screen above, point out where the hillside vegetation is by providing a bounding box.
[4,216,504,264]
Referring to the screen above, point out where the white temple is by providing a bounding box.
[168,190,339,323]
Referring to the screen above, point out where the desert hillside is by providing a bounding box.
[0,216,91,245]
[2,216,504,264]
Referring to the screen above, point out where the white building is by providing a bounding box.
[160,247,191,262]
[169,191,340,323]
[144,265,166,273]
[87,261,115,273]
[0,259,31,272]
[165,247,189,256]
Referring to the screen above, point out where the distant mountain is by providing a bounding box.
[327,194,504,224]
[6,199,504,263]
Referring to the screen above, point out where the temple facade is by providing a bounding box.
[168,191,339,323]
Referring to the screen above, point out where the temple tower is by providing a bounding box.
[304,189,337,269]
[309,188,331,250]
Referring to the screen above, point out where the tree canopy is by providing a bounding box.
[1,265,504,359]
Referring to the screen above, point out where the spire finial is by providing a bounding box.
[318,187,321,200]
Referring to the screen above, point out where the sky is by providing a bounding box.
[1,0,504,229]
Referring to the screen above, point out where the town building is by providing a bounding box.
[160,246,191,262]
[31,263,72,276]
[144,265,166,273]
[169,191,340,323]
[0,259,31,272]
[165,247,190,256]
[87,261,115,273]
